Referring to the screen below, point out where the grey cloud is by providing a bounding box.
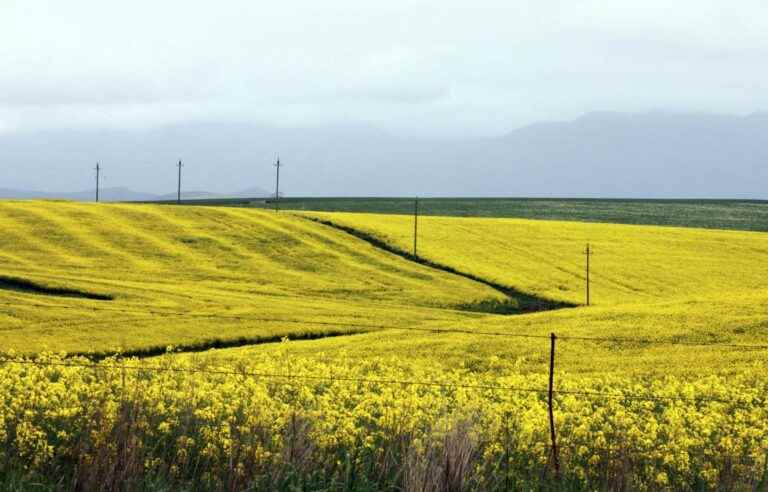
[0,75,217,107]
[2,1,768,137]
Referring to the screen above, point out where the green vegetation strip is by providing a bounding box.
[238,197,768,232]
[6,328,374,361]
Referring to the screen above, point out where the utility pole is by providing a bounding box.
[176,160,183,205]
[94,162,101,202]
[413,197,419,257]
[584,243,593,306]
[274,156,281,212]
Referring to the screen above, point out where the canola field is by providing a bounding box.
[1,201,767,490]
[304,211,768,306]
[0,201,503,355]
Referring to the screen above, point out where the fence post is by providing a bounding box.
[548,333,560,479]
[504,410,510,491]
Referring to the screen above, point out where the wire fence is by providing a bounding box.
[1,326,766,482]
[0,347,760,408]
[391,325,768,349]
[2,310,766,414]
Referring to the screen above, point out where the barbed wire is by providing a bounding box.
[392,326,768,350]
[556,334,768,349]
[1,358,546,393]
[0,358,758,409]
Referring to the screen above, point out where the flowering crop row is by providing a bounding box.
[0,353,766,490]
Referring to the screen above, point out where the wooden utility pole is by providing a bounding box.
[413,198,419,257]
[94,162,100,202]
[548,333,560,479]
[176,160,183,204]
[274,156,281,212]
[584,243,593,306]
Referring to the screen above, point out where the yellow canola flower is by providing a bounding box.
[0,353,764,489]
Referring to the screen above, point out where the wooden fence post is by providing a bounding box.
[548,333,560,479]
[504,410,510,491]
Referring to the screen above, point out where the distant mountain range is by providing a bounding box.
[0,186,271,202]
[1,111,767,198]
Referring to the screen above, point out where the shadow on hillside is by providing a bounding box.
[0,275,113,301]
[304,217,577,315]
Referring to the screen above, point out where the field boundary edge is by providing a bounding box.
[302,215,577,314]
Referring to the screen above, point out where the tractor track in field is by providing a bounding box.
[303,216,577,314]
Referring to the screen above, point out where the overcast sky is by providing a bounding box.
[3,1,768,137]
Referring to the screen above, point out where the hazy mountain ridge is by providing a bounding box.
[1,112,766,198]
[0,186,271,202]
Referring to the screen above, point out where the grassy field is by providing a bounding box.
[1,200,767,489]
[242,197,768,231]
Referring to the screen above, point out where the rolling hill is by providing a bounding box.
[0,201,505,355]
[0,200,766,376]
[2,201,768,489]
